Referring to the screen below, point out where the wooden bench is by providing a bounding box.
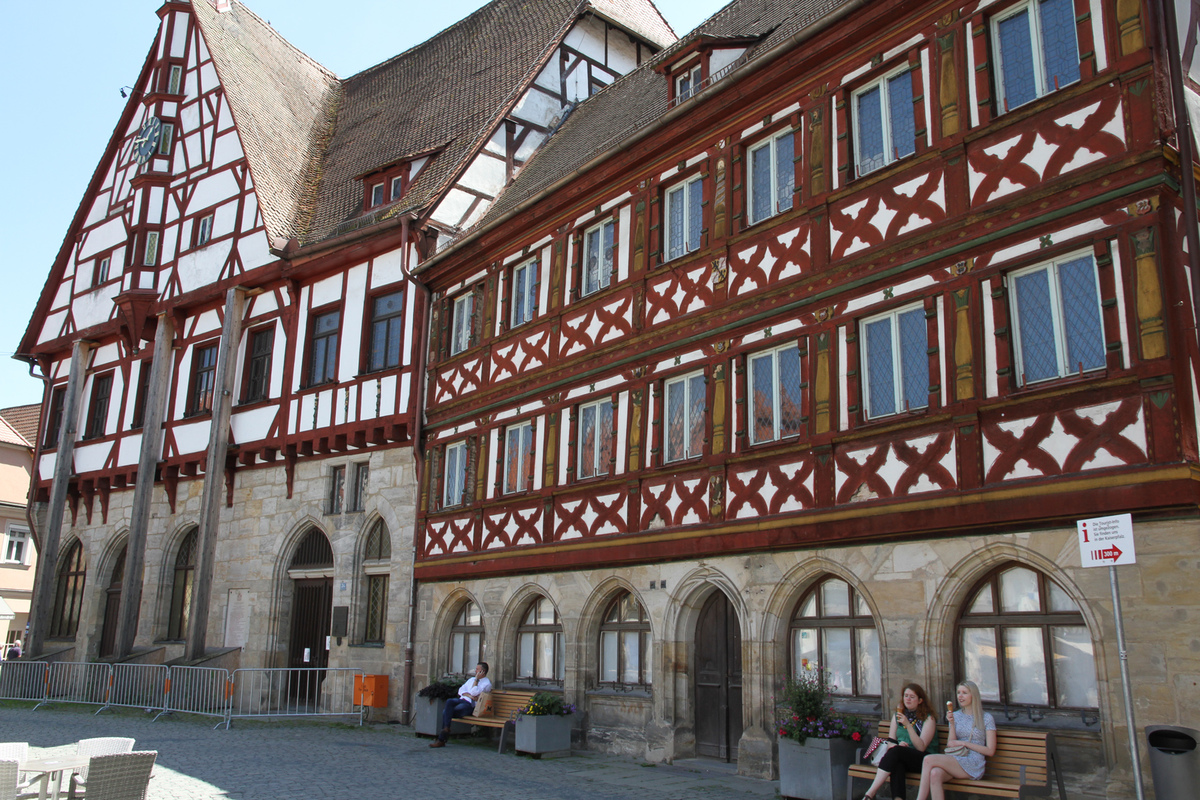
[846,721,1067,800]
[456,689,537,753]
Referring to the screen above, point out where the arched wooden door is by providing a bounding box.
[694,591,742,761]
[98,545,128,658]
[287,529,334,701]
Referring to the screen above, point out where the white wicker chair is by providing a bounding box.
[0,747,26,767]
[66,752,156,800]
[74,739,135,782]
[0,759,38,800]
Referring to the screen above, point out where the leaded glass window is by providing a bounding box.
[511,259,538,327]
[517,597,563,685]
[583,219,616,296]
[665,175,703,261]
[167,529,197,640]
[665,372,706,462]
[791,577,880,697]
[748,129,795,225]
[861,304,928,419]
[578,398,615,480]
[854,68,916,176]
[993,0,1081,113]
[599,591,651,687]
[504,422,535,494]
[749,344,803,444]
[449,601,483,674]
[1009,253,1105,386]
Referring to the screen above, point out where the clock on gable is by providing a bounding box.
[132,117,162,165]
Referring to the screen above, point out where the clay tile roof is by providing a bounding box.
[474,0,853,228]
[0,405,36,449]
[300,0,675,245]
[192,0,341,244]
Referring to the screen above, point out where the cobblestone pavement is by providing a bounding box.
[0,704,779,800]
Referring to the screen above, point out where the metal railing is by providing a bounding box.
[228,668,364,726]
[3,662,366,729]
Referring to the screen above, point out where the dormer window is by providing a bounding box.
[676,63,702,102]
[391,176,404,202]
[370,182,385,208]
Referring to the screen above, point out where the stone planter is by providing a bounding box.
[515,713,573,755]
[778,735,858,800]
[414,697,471,737]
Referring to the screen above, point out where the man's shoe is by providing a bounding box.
[429,739,446,748]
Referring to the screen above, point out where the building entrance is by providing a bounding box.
[694,591,742,761]
[98,545,129,658]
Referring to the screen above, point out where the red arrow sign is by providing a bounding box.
[1092,545,1123,563]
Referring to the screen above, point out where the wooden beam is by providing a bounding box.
[26,340,91,658]
[115,314,174,658]
[185,287,246,661]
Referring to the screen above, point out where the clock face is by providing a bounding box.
[132,117,162,165]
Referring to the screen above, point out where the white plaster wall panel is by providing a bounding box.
[165,198,182,227]
[565,237,576,306]
[170,12,188,57]
[71,289,118,331]
[403,284,416,367]
[920,49,933,146]
[80,218,128,261]
[430,189,475,230]
[162,226,179,265]
[513,88,563,130]
[73,442,113,474]
[983,278,997,398]
[117,433,143,468]
[460,199,491,231]
[161,100,178,118]
[559,410,571,485]
[370,249,405,289]
[84,194,110,228]
[608,32,639,73]
[982,401,1147,480]
[564,61,590,103]
[189,171,240,213]
[213,201,238,239]
[1090,0,1108,70]
[341,265,368,382]
[200,64,219,98]
[193,309,222,337]
[180,101,201,133]
[217,94,235,132]
[1110,239,1131,370]
[486,429,499,500]
[39,452,56,476]
[937,295,947,407]
[173,420,212,456]
[485,128,507,156]
[393,373,406,414]
[838,327,849,431]
[618,206,631,282]
[52,280,72,309]
[240,193,259,233]
[460,154,507,197]
[212,132,244,169]
[40,312,66,343]
[966,22,979,128]
[184,132,203,173]
[197,35,210,64]
[516,130,545,162]
[310,273,343,307]
[709,48,745,77]
[732,460,814,518]
[238,230,272,271]
[268,329,284,403]
[564,16,607,61]
[230,406,277,443]
[177,240,231,294]
[534,53,561,92]
[533,416,545,492]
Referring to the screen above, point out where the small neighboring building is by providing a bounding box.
[0,405,37,656]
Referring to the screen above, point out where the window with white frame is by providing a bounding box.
[450,292,474,356]
[443,441,467,508]
[583,219,615,296]
[168,64,184,95]
[390,176,404,202]
[791,576,881,697]
[94,256,111,287]
[599,591,651,687]
[578,397,614,479]
[665,175,703,261]
[992,0,1081,113]
[143,231,159,266]
[861,304,928,419]
[511,259,538,327]
[370,182,385,207]
[748,129,794,226]
[503,421,535,494]
[3,527,29,565]
[196,214,214,247]
[449,600,483,674]
[517,596,564,684]
[159,123,174,155]
[958,564,1097,709]
[665,371,706,462]
[749,344,803,444]
[1009,252,1105,386]
[854,67,916,176]
[676,63,702,102]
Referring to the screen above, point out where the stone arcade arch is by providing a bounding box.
[276,524,334,701]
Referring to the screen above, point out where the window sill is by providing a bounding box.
[235,397,273,411]
[357,366,402,379]
[587,685,652,699]
[504,680,563,691]
[983,705,1102,733]
[349,642,386,649]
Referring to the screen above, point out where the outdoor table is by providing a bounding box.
[19,754,89,800]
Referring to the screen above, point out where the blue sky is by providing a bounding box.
[0,0,713,412]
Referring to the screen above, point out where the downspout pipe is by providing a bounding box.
[18,357,49,557]
[1159,0,1200,354]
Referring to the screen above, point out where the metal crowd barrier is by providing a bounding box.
[106,663,169,715]
[0,660,50,701]
[38,662,111,711]
[228,667,365,726]
[162,665,234,728]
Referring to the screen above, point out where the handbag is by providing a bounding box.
[943,744,968,757]
[863,736,897,765]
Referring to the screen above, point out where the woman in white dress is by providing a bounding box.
[914,681,996,800]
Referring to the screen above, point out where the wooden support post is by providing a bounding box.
[185,288,245,661]
[27,340,91,658]
[114,314,175,658]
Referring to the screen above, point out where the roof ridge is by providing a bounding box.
[586,0,677,41]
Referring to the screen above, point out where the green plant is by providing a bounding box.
[416,675,463,700]
[776,660,868,745]
[519,691,576,716]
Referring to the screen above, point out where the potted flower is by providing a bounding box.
[414,675,467,737]
[515,691,576,756]
[776,660,868,800]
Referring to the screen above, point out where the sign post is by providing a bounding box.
[1077,513,1144,800]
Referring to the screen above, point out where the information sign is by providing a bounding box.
[1077,513,1136,567]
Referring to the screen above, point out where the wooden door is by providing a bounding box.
[288,578,332,700]
[694,591,742,761]
[98,546,128,658]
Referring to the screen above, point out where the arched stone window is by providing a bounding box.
[290,528,334,570]
[516,596,563,685]
[167,528,197,640]
[448,600,483,674]
[957,564,1097,709]
[599,590,651,688]
[790,576,880,697]
[362,520,390,644]
[50,540,86,639]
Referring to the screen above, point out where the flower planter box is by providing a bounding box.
[515,713,573,755]
[778,736,858,800]
[414,697,471,737]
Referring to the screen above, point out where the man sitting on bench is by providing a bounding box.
[430,662,492,748]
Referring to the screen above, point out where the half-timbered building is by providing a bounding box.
[15,0,672,713]
[412,0,1200,794]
